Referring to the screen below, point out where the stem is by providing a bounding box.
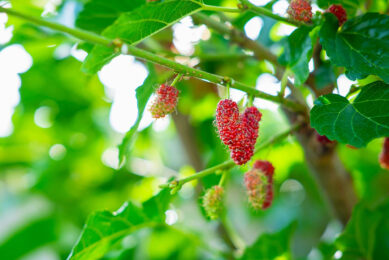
[170,73,182,87]
[279,69,289,97]
[202,4,241,13]
[218,171,228,186]
[239,0,304,27]
[0,7,304,112]
[159,123,301,189]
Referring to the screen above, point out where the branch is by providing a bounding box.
[159,123,302,190]
[0,7,305,112]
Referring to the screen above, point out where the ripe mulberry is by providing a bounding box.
[327,4,347,26]
[202,185,224,219]
[287,0,312,23]
[149,84,179,118]
[215,100,262,165]
[244,160,274,210]
[379,138,389,170]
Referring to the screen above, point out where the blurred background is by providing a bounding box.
[1,0,389,259]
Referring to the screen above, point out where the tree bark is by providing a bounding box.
[283,109,358,225]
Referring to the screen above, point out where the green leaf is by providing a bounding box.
[310,81,389,147]
[319,13,389,83]
[335,199,389,260]
[67,189,171,260]
[76,0,146,34]
[82,0,203,74]
[279,26,318,86]
[0,217,57,259]
[118,63,158,165]
[240,222,296,260]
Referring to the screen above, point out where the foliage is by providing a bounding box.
[0,0,389,259]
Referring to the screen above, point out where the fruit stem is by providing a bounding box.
[239,0,306,27]
[159,123,301,189]
[170,73,182,87]
[218,171,228,186]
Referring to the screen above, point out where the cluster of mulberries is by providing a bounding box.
[244,160,274,210]
[327,4,347,25]
[216,99,262,165]
[380,138,389,170]
[287,0,312,22]
[202,185,224,219]
[149,84,179,119]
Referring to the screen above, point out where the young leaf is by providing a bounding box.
[118,63,158,165]
[310,81,389,147]
[76,0,146,33]
[67,189,171,260]
[279,26,318,86]
[239,222,296,260]
[335,200,389,260]
[82,0,203,74]
[320,13,389,83]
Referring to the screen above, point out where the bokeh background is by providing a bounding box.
[1,0,389,259]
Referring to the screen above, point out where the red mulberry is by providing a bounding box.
[327,4,347,26]
[149,84,179,118]
[215,100,262,165]
[244,160,274,210]
[287,0,312,23]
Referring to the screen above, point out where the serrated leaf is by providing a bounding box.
[76,0,146,34]
[67,189,171,260]
[335,200,389,260]
[82,0,203,74]
[320,13,389,83]
[118,63,157,165]
[279,26,318,86]
[310,81,389,147]
[240,222,295,260]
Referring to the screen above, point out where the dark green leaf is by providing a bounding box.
[279,26,318,86]
[82,0,203,74]
[335,199,389,260]
[320,13,389,83]
[310,81,389,147]
[118,63,158,165]
[67,189,171,260]
[240,222,296,260]
[76,0,146,34]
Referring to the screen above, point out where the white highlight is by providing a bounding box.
[173,17,207,56]
[272,0,289,16]
[244,17,263,40]
[0,44,33,137]
[49,144,66,160]
[336,74,355,96]
[254,73,291,110]
[34,107,53,128]
[101,147,120,169]
[165,209,178,225]
[249,0,272,5]
[98,55,151,133]
[334,250,343,259]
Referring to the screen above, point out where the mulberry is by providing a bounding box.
[202,185,224,219]
[149,84,179,118]
[244,160,274,210]
[287,0,312,23]
[327,4,347,26]
[379,138,389,170]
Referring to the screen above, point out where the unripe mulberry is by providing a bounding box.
[327,4,347,26]
[379,138,389,170]
[215,100,262,165]
[149,84,179,118]
[244,160,274,210]
[202,185,224,219]
[287,0,312,23]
